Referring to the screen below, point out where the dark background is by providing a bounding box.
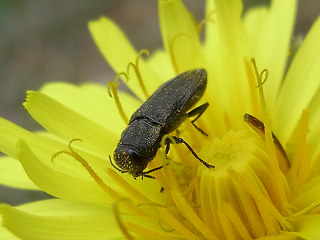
[0,0,319,204]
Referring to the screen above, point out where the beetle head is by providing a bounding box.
[113,145,148,178]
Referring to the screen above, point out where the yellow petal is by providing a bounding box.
[16,199,109,217]
[0,118,64,160]
[159,0,205,73]
[303,87,320,151]
[204,0,252,131]
[289,215,320,240]
[0,222,20,240]
[274,16,320,143]
[88,17,161,100]
[24,91,117,156]
[0,156,38,190]
[244,0,297,110]
[0,117,109,186]
[17,140,112,206]
[290,175,320,211]
[39,82,140,134]
[0,117,33,158]
[243,7,268,54]
[0,201,121,240]
[1,198,173,240]
[147,50,175,83]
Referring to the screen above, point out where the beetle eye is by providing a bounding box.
[127,149,140,162]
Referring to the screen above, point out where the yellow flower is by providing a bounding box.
[1,0,320,239]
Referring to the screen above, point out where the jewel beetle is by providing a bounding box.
[110,69,214,178]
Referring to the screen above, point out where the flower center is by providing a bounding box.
[195,130,292,239]
[203,130,256,174]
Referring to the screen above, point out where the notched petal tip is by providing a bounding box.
[23,90,35,110]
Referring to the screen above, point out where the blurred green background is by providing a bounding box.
[0,0,319,204]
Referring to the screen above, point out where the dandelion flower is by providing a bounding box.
[1,0,320,239]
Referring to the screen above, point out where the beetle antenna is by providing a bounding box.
[109,155,128,174]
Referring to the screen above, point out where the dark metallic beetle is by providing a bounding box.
[110,69,214,178]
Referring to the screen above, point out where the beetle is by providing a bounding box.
[110,68,215,178]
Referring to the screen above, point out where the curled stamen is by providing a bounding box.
[250,58,290,212]
[197,11,215,34]
[107,72,129,124]
[51,138,82,162]
[250,58,269,88]
[107,72,128,97]
[52,139,147,216]
[168,33,190,74]
[52,138,110,190]
[250,58,269,128]
[127,49,150,99]
[255,69,269,87]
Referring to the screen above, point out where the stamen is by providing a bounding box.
[107,168,151,203]
[255,69,268,88]
[230,168,293,233]
[245,58,260,114]
[222,203,253,240]
[290,198,320,217]
[250,58,268,119]
[112,198,136,240]
[52,139,146,216]
[255,233,298,240]
[183,177,201,208]
[217,208,235,240]
[199,129,294,238]
[250,58,290,211]
[197,11,215,34]
[126,222,179,239]
[170,190,217,240]
[127,49,150,99]
[157,208,199,239]
[107,72,130,124]
[168,33,189,74]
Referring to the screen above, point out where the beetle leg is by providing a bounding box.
[141,165,164,179]
[187,102,209,136]
[171,136,215,169]
[165,140,171,154]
